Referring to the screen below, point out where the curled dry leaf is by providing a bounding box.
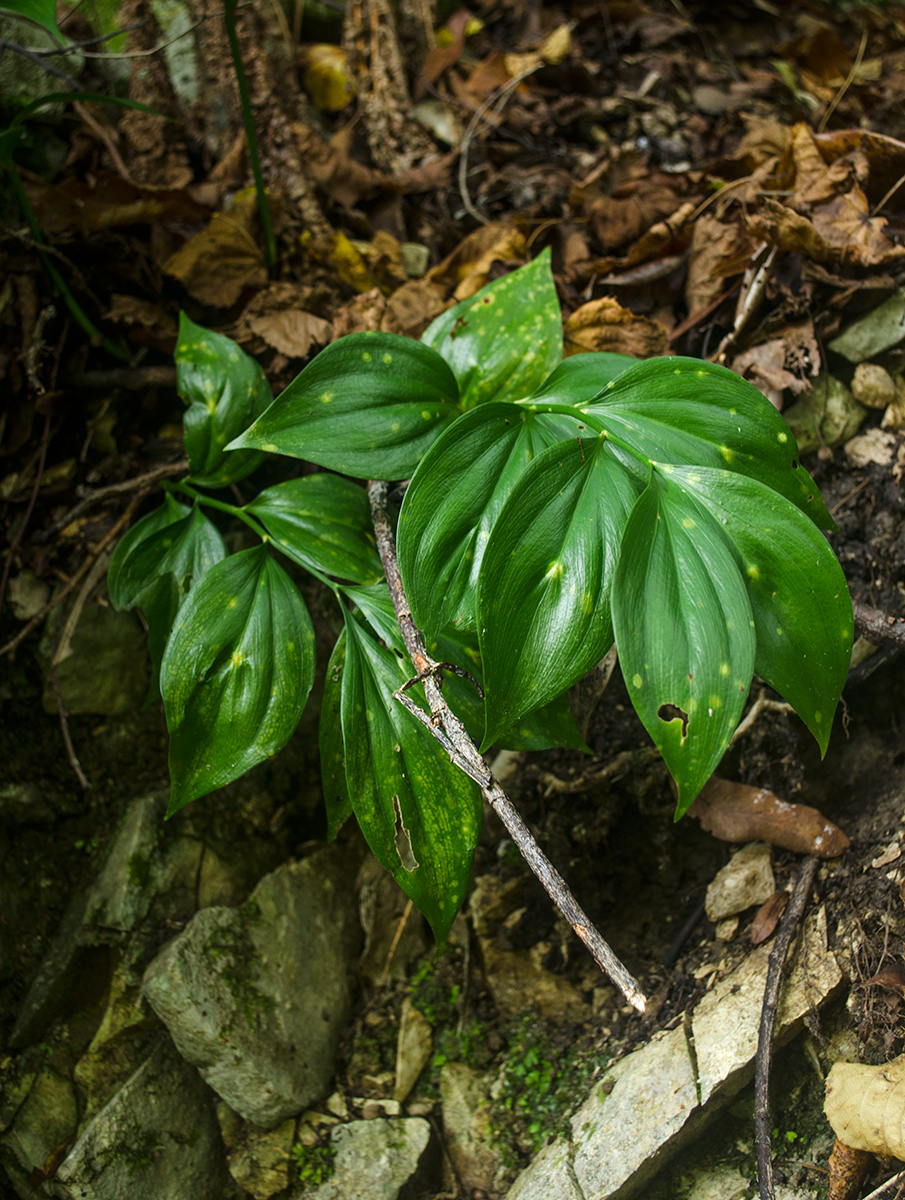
[865,962,905,997]
[688,775,850,859]
[750,890,789,946]
[827,1137,872,1200]
[564,296,668,358]
[825,1054,905,1159]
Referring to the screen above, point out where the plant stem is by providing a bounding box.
[368,479,647,1013]
[223,0,277,272]
[3,162,129,361]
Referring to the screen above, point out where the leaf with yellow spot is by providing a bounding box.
[228,332,459,480]
[161,545,314,814]
[176,313,273,488]
[341,612,481,943]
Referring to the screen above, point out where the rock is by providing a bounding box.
[302,1118,432,1200]
[0,1059,79,1197]
[54,1035,231,1200]
[142,847,360,1127]
[11,792,169,1048]
[41,600,148,716]
[439,1062,497,1193]
[358,856,429,985]
[217,1102,296,1199]
[705,843,775,922]
[505,908,842,1199]
[851,362,896,409]
[469,874,590,1024]
[6,569,50,622]
[393,999,432,1104]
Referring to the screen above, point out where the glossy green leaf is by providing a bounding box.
[582,357,834,528]
[176,313,272,488]
[427,627,588,752]
[108,503,226,610]
[161,546,315,814]
[320,631,352,840]
[479,437,638,749]
[665,465,852,754]
[228,332,460,480]
[526,352,637,404]
[612,472,756,817]
[421,249,562,408]
[341,613,482,942]
[341,582,403,650]
[398,402,578,639]
[108,495,190,610]
[1,0,61,38]
[247,474,382,583]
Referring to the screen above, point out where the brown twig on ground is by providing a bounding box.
[49,660,90,790]
[754,854,819,1200]
[0,493,149,658]
[33,460,188,545]
[861,1170,905,1200]
[367,480,647,1013]
[730,690,794,745]
[536,746,661,795]
[854,600,905,648]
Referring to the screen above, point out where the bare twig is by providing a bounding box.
[536,746,661,795]
[49,661,90,790]
[854,600,905,648]
[367,480,647,1012]
[862,1170,905,1200]
[730,690,794,746]
[33,459,188,544]
[754,854,818,1200]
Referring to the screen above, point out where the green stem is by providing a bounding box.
[523,402,652,467]
[4,162,130,361]
[223,0,277,272]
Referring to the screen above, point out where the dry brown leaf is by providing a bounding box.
[162,191,269,307]
[293,122,386,209]
[248,311,332,358]
[730,336,812,410]
[825,1055,905,1158]
[564,297,668,358]
[750,890,789,946]
[382,277,448,337]
[331,287,388,339]
[747,193,905,269]
[586,178,686,254]
[685,214,752,314]
[826,1138,872,1200]
[865,962,905,996]
[688,775,850,859]
[621,200,697,269]
[25,174,210,235]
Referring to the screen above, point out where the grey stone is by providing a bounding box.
[42,601,148,716]
[142,847,360,1127]
[11,793,168,1048]
[439,1062,497,1193]
[305,1118,431,1200]
[505,908,842,1200]
[705,842,775,922]
[216,1102,296,1199]
[0,1061,79,1198]
[393,999,432,1104]
[53,1035,231,1200]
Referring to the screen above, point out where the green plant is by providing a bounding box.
[107,251,852,955]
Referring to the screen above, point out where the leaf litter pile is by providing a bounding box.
[6,0,905,1196]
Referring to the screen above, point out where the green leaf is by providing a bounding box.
[479,437,638,749]
[341,582,404,650]
[320,631,352,840]
[108,494,190,610]
[161,546,315,813]
[247,474,382,583]
[341,613,481,942]
[427,627,588,752]
[584,357,835,529]
[108,502,226,610]
[176,313,272,488]
[526,352,637,404]
[612,471,756,817]
[398,402,578,639]
[227,332,460,480]
[665,465,852,755]
[421,250,562,409]
[1,0,61,39]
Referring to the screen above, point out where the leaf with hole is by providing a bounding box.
[421,248,562,408]
[398,402,578,639]
[228,332,460,479]
[612,471,756,816]
[247,474,382,583]
[478,437,638,749]
[161,545,315,814]
[340,612,481,942]
[176,313,272,488]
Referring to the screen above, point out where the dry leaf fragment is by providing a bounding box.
[564,297,668,358]
[688,776,850,859]
[865,962,905,996]
[750,890,790,946]
[827,1137,872,1200]
[162,191,269,307]
[825,1054,905,1159]
[248,311,332,359]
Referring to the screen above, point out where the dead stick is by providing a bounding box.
[854,600,905,648]
[754,854,818,1200]
[861,1170,905,1200]
[368,480,646,1013]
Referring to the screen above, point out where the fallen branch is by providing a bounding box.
[368,480,647,1013]
[854,600,905,649]
[754,854,818,1200]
